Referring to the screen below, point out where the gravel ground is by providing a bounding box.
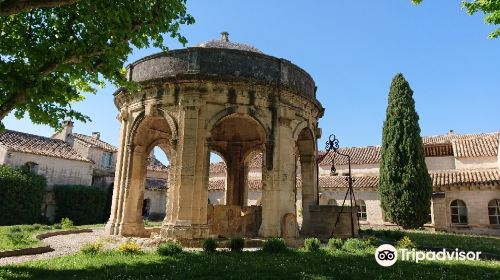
[0,229,104,266]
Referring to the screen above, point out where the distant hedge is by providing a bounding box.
[54,185,107,225]
[0,165,46,225]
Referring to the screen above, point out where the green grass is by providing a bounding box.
[0,248,498,279]
[0,224,105,252]
[367,229,500,255]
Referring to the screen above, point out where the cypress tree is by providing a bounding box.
[379,73,432,229]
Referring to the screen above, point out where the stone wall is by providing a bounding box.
[309,205,359,239]
[207,205,262,238]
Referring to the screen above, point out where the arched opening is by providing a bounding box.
[208,114,266,207]
[143,147,169,225]
[206,113,266,237]
[450,199,468,225]
[208,151,227,205]
[115,115,173,236]
[244,151,263,206]
[296,127,317,235]
[488,199,500,225]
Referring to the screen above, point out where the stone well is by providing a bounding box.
[105,33,324,239]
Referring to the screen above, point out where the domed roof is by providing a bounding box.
[195,32,263,53]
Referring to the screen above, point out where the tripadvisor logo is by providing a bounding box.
[374,244,482,267]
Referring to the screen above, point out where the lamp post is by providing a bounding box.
[325,134,359,237]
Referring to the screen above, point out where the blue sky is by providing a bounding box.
[4,1,500,160]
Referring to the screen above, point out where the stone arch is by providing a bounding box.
[205,106,271,138]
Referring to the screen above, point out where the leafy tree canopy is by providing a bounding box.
[0,0,194,130]
[412,0,500,39]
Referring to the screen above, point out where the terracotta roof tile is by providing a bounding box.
[208,178,225,190]
[145,178,167,190]
[319,146,381,166]
[422,132,500,144]
[0,130,90,163]
[210,162,226,174]
[147,156,169,172]
[452,136,499,158]
[72,133,118,152]
[319,169,500,189]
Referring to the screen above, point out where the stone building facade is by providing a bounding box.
[0,122,169,222]
[204,131,500,235]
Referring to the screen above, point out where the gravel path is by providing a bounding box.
[0,229,104,266]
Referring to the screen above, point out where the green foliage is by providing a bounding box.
[202,238,217,253]
[379,73,432,229]
[229,237,245,253]
[262,237,287,253]
[54,185,107,225]
[327,238,344,251]
[118,241,142,254]
[157,241,183,256]
[412,1,500,39]
[81,242,104,255]
[0,165,46,225]
[303,238,321,252]
[397,236,417,249]
[60,217,74,229]
[341,238,369,252]
[363,236,380,247]
[0,0,194,129]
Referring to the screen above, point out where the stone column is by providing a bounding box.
[259,116,298,237]
[105,110,133,235]
[300,154,317,235]
[161,95,209,239]
[225,144,245,206]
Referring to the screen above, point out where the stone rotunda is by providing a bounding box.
[105,32,325,239]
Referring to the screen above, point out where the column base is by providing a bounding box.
[160,223,209,239]
[104,221,147,237]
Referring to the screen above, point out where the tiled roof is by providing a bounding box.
[424,144,454,157]
[145,178,167,190]
[422,132,500,144]
[452,136,499,158]
[0,130,90,163]
[210,162,226,174]
[72,133,118,152]
[319,175,379,189]
[247,153,262,169]
[319,169,500,189]
[208,178,225,190]
[319,146,381,166]
[430,169,500,188]
[147,156,169,172]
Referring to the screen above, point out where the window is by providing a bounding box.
[356,200,367,221]
[101,152,113,169]
[450,200,468,225]
[488,199,500,225]
[23,162,39,174]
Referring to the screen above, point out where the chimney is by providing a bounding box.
[92,132,100,139]
[61,119,74,142]
[448,129,455,135]
[220,31,229,42]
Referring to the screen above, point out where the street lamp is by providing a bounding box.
[325,134,359,237]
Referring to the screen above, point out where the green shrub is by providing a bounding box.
[397,236,416,249]
[0,165,46,225]
[327,238,344,251]
[202,238,217,253]
[54,185,107,225]
[363,236,379,247]
[157,241,183,256]
[60,217,74,229]
[118,241,141,254]
[342,238,368,252]
[304,237,321,252]
[81,242,104,255]
[229,237,245,252]
[262,237,287,253]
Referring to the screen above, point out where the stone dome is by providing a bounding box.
[195,32,263,53]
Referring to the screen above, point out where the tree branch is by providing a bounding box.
[0,0,79,16]
[0,90,27,120]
